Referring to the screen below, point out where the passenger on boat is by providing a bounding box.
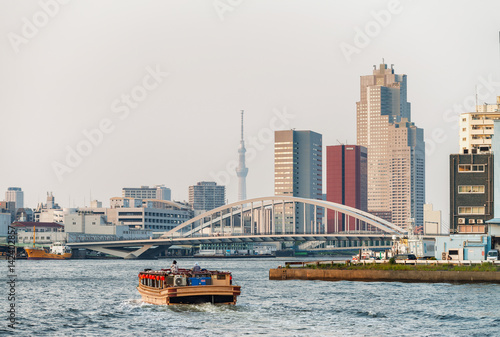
[171,260,178,273]
[192,262,201,272]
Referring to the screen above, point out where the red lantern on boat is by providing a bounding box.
[160,276,165,281]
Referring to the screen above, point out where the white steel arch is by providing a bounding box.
[161,196,405,238]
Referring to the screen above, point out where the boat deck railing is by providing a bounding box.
[138,269,233,289]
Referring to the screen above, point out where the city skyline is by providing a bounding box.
[2,1,500,228]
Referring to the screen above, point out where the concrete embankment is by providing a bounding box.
[269,268,500,283]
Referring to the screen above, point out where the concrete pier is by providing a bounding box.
[270,267,500,283]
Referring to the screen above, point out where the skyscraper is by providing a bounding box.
[189,181,226,211]
[274,130,322,233]
[236,110,248,201]
[326,145,367,232]
[5,187,23,209]
[356,62,425,229]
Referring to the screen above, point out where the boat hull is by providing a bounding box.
[24,248,72,260]
[137,284,241,305]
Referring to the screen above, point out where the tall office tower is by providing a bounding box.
[189,181,226,211]
[390,120,425,228]
[122,185,171,201]
[5,187,23,209]
[459,96,500,154]
[274,130,322,233]
[326,145,367,232]
[236,111,248,201]
[356,62,425,229]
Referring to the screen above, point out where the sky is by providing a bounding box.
[1,0,500,228]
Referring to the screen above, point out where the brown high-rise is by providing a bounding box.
[356,63,425,230]
[326,145,367,233]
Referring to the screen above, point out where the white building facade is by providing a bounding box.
[459,96,500,154]
[107,197,193,231]
[122,185,171,201]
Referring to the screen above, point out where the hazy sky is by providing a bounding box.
[2,0,500,227]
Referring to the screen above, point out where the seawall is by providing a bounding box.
[269,268,500,283]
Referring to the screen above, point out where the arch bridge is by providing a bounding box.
[161,196,404,238]
[68,196,405,259]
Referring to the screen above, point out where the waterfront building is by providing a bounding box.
[107,197,193,231]
[11,222,66,244]
[122,185,171,201]
[188,181,226,211]
[485,120,500,251]
[5,187,23,209]
[449,153,493,234]
[423,204,442,235]
[326,145,367,232]
[63,210,152,242]
[236,110,248,201]
[11,219,151,244]
[435,234,490,260]
[459,96,500,154]
[356,62,425,229]
[274,130,323,233]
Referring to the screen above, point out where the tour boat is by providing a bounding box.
[137,268,241,305]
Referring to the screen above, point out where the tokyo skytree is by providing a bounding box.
[236,110,248,201]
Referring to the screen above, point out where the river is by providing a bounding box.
[2,257,500,336]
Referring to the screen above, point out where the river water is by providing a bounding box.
[2,257,500,336]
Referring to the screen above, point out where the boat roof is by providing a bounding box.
[141,269,231,275]
[11,221,64,228]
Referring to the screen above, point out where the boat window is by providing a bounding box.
[217,274,226,280]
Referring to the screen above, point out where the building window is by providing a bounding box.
[458,206,485,215]
[458,164,485,172]
[458,185,485,194]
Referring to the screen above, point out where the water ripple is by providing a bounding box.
[4,258,500,336]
